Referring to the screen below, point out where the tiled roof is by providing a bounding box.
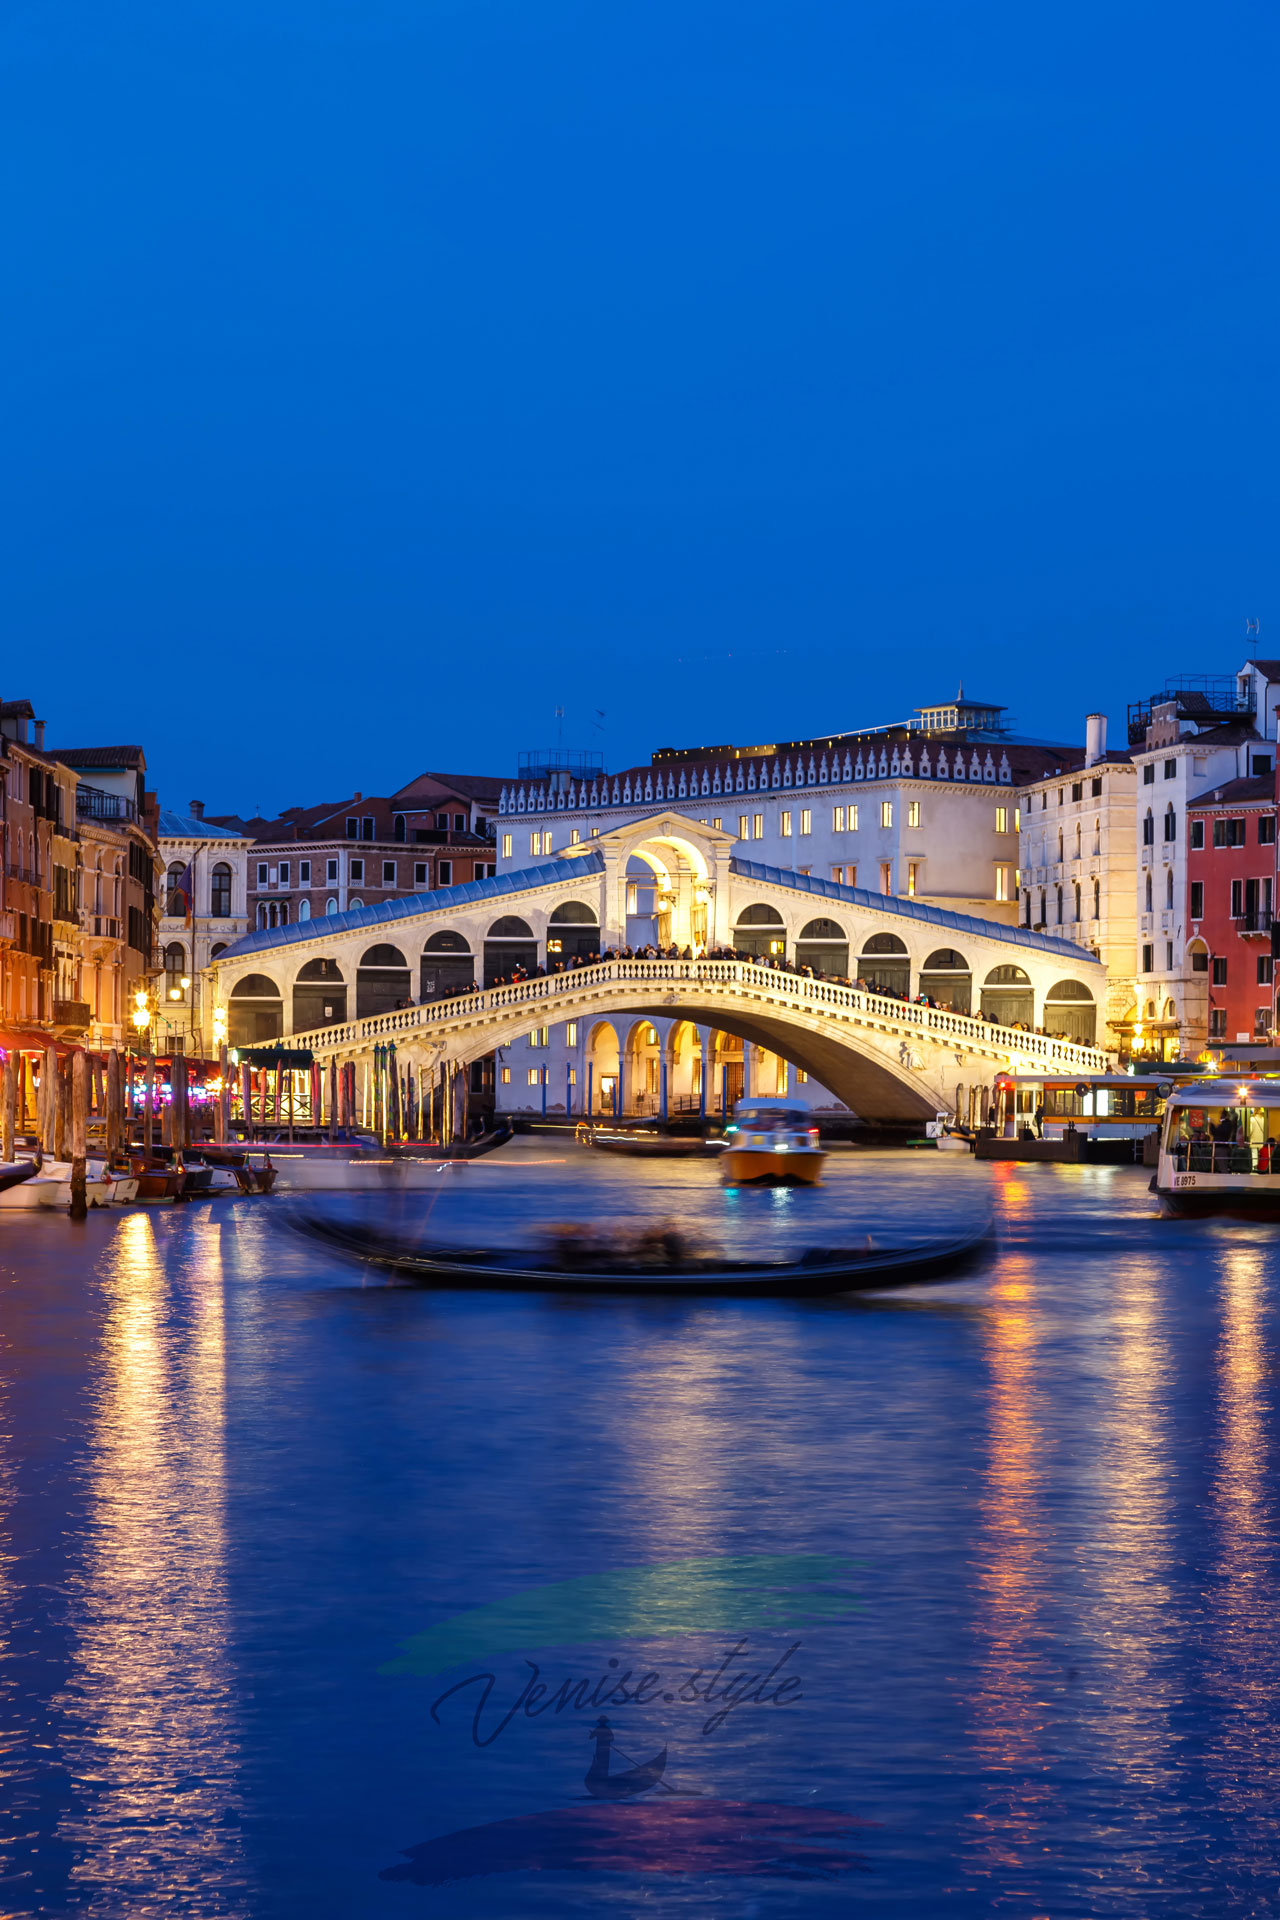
[157,808,244,840]
[729,857,1105,965]
[212,851,608,960]
[47,745,146,766]
[1186,775,1275,809]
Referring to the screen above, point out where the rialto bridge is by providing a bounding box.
[205,814,1109,1125]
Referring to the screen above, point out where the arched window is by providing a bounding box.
[734,901,786,959]
[1166,869,1174,909]
[858,931,909,995]
[326,896,338,915]
[919,948,971,1013]
[861,932,907,954]
[166,861,187,916]
[1164,805,1177,842]
[735,903,785,925]
[210,942,227,959]
[1056,885,1063,924]
[228,972,283,1047]
[1143,810,1154,846]
[256,902,269,929]
[1093,880,1100,920]
[981,964,1033,1028]
[1073,882,1081,921]
[484,915,537,987]
[1057,829,1064,862]
[164,942,187,1002]
[294,957,346,1028]
[298,898,311,921]
[796,917,848,978]
[1074,823,1081,858]
[1145,874,1153,912]
[210,862,232,917]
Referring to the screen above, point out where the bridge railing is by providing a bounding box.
[266,957,1111,1074]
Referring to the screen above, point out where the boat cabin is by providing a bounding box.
[994,1072,1170,1143]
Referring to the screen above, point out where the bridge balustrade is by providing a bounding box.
[258,955,1109,1075]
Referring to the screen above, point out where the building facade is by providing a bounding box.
[0,701,57,1029]
[48,745,161,1043]
[156,804,251,1057]
[1184,774,1278,1049]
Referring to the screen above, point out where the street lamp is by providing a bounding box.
[132,988,151,1034]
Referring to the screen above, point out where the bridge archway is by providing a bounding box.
[421,930,474,1002]
[734,902,786,961]
[585,1019,620,1114]
[229,972,283,1047]
[485,916,537,986]
[981,964,1032,1028]
[547,900,599,964]
[859,932,909,996]
[1044,977,1096,1045]
[293,956,346,1030]
[357,944,410,1017]
[920,947,971,1014]
[796,917,848,978]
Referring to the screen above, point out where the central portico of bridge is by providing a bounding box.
[206,815,1109,1124]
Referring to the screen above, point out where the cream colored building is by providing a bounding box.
[156,804,250,1056]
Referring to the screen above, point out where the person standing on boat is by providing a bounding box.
[1034,1100,1045,1139]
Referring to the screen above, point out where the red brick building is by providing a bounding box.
[1185,773,1279,1047]
[210,771,501,932]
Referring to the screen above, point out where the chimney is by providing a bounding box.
[189,799,205,819]
[34,719,45,751]
[353,791,362,802]
[1085,713,1107,767]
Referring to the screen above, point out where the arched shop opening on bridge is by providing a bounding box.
[733,902,786,960]
[421,930,474,1002]
[859,932,909,996]
[919,948,972,1014]
[981,964,1032,1028]
[229,973,283,1047]
[356,944,411,1018]
[293,957,346,1030]
[1043,977,1096,1045]
[796,918,848,977]
[547,900,600,964]
[485,915,537,986]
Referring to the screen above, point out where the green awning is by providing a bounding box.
[237,1046,315,1069]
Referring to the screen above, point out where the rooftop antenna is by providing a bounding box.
[554,705,564,747]
[1246,617,1261,640]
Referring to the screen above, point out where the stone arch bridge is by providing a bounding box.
[206,813,1109,1123]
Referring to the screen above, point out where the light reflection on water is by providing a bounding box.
[0,1146,1278,1916]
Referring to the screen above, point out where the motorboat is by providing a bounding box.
[1154,1078,1280,1216]
[719,1099,826,1186]
[0,1157,114,1209]
[289,1212,991,1296]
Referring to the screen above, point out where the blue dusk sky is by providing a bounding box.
[2,0,1276,814]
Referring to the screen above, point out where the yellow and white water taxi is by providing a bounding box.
[719,1099,826,1186]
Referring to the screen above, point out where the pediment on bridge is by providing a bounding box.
[587,811,739,854]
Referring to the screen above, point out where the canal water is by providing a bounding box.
[0,1141,1278,1918]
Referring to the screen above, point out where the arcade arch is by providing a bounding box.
[733,902,786,960]
[859,931,909,996]
[919,948,971,1014]
[796,918,848,977]
[293,956,346,1030]
[547,900,600,963]
[485,915,537,986]
[228,973,283,1047]
[1043,977,1096,1045]
[981,964,1033,1028]
[356,944,411,1018]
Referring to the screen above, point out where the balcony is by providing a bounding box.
[0,909,14,947]
[53,1000,92,1032]
[76,785,137,824]
[1239,909,1274,938]
[79,909,121,940]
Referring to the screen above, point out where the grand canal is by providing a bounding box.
[1,1142,1278,1917]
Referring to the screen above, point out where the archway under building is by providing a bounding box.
[920,947,971,1014]
[859,932,909,996]
[484,915,537,986]
[421,929,474,1001]
[981,964,1033,1028]
[585,1019,620,1115]
[547,900,600,964]
[293,956,347,1030]
[1043,977,1097,1045]
[796,917,848,978]
[228,973,283,1047]
[356,944,411,1017]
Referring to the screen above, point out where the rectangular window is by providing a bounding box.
[626,883,638,914]
[1142,943,1153,972]
[1253,754,1274,777]
[1212,957,1228,984]
[780,810,792,837]
[1213,819,1246,848]
[880,861,892,893]
[437,860,452,885]
[349,859,364,883]
[1070,783,1082,803]
[500,1066,511,1084]
[796,1070,808,1084]
[1190,819,1205,849]
[1209,1008,1228,1037]
[1164,759,1177,779]
[590,827,600,838]
[326,858,338,882]
[1256,1007,1273,1036]
[995,806,1008,833]
[1190,881,1204,919]
[1143,764,1155,785]
[1232,880,1244,918]
[528,1068,541,1086]
[880,801,893,828]
[414,862,428,885]
[1260,817,1276,845]
[346,816,358,837]
[257,862,268,886]
[738,814,749,840]
[995,866,1012,901]
[381,860,394,885]
[502,833,513,858]
[570,827,580,844]
[362,817,374,840]
[832,806,846,832]
[1191,950,1209,972]
[1091,778,1102,798]
[831,865,844,883]
[566,1022,578,1045]
[530,1027,548,1047]
[1014,806,1022,829]
[299,860,310,884]
[800,810,812,835]
[753,813,763,839]
[847,865,857,887]
[530,832,542,856]
[1166,940,1174,969]
[268,865,278,887]
[279,861,290,886]
[1259,956,1274,985]
[907,861,919,897]
[568,1066,577,1085]
[907,801,920,828]
[850,804,859,831]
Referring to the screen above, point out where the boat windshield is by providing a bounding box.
[1166,1101,1280,1172]
[733,1106,808,1132]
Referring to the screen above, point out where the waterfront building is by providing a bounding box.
[1184,772,1278,1049]
[156,803,251,1057]
[1124,659,1280,1060]
[1016,713,1138,1046]
[47,745,161,1046]
[0,702,57,1030]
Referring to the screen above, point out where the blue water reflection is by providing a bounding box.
[0,1143,1277,1915]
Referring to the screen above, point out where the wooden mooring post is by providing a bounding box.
[1,1051,15,1165]
[69,1051,88,1219]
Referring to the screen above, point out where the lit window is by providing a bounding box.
[880,861,891,892]
[780,810,792,837]
[502,833,513,858]
[847,865,857,887]
[831,865,843,882]
[739,815,749,840]
[566,1022,578,1045]
[995,866,1012,901]
[907,801,920,828]
[530,832,542,856]
[382,861,396,885]
[880,802,893,828]
[530,1027,548,1047]
[647,1026,658,1045]
[528,1068,541,1085]
[626,883,638,913]
[753,813,763,838]
[501,1066,511,1084]
[545,832,553,854]
[907,862,919,897]
[800,810,812,835]
[850,804,859,831]
[570,828,580,844]
[1014,807,1021,831]
[833,806,846,832]
[590,827,600,838]
[796,1070,808,1084]
[712,817,722,831]
[995,807,1008,833]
